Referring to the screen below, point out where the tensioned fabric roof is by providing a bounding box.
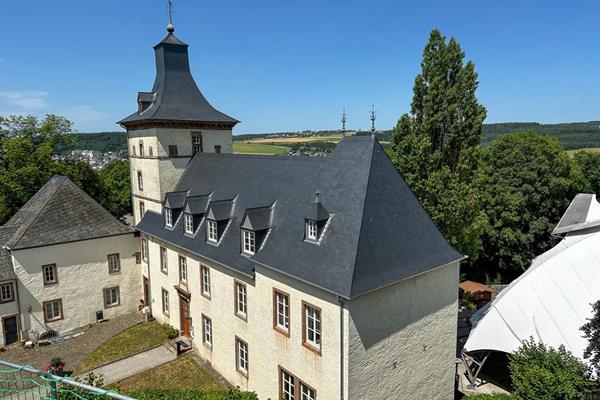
[464,194,600,359]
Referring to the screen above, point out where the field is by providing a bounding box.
[245,135,343,144]
[232,142,290,154]
[567,147,600,156]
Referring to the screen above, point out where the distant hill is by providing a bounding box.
[68,122,600,154]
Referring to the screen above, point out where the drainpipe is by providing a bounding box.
[145,236,153,318]
[338,296,345,400]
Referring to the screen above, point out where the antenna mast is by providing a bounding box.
[370,105,377,134]
[341,108,348,134]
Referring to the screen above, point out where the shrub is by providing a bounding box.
[509,339,596,400]
[469,395,513,399]
[126,388,259,400]
[162,323,178,339]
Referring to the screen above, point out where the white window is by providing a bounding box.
[202,315,212,347]
[165,208,173,227]
[160,247,168,273]
[139,201,145,219]
[200,265,211,297]
[192,134,203,154]
[137,171,143,191]
[42,264,57,285]
[236,338,249,376]
[107,254,120,273]
[235,282,247,319]
[184,213,194,234]
[104,286,120,308]
[44,299,62,322]
[306,220,318,240]
[281,370,295,400]
[301,384,316,400]
[242,230,255,255]
[162,289,170,315]
[207,220,218,243]
[0,283,13,303]
[303,303,321,351]
[179,255,187,283]
[141,238,148,262]
[274,290,290,333]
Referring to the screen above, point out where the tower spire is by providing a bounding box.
[370,105,377,134]
[167,0,175,33]
[341,108,347,134]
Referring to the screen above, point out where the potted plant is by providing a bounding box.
[47,357,65,376]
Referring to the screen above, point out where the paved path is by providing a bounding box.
[81,345,176,385]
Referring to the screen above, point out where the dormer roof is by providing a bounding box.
[241,205,274,232]
[206,200,234,221]
[305,201,329,222]
[184,195,210,215]
[553,193,600,235]
[163,191,187,209]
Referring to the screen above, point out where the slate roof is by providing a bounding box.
[137,135,462,299]
[2,176,133,250]
[119,32,238,126]
[553,193,600,235]
[0,226,17,281]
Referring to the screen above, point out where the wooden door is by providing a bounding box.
[143,277,149,306]
[179,297,190,337]
[3,316,18,345]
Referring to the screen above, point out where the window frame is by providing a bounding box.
[234,281,248,321]
[0,282,15,304]
[107,253,121,274]
[179,255,188,284]
[139,201,145,219]
[42,264,58,286]
[43,299,63,323]
[139,140,144,157]
[235,337,249,377]
[161,288,170,316]
[168,145,178,157]
[141,238,148,262]
[302,301,322,355]
[200,265,211,299]
[305,219,318,241]
[273,288,290,337]
[278,366,317,400]
[103,286,120,308]
[137,171,143,191]
[206,219,218,243]
[202,314,212,349]
[192,134,203,154]
[160,247,168,274]
[242,229,255,255]
[184,213,194,235]
[214,145,222,153]
[165,208,173,227]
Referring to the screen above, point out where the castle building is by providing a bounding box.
[124,25,462,400]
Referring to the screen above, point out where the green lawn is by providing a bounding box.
[78,321,170,373]
[233,142,290,154]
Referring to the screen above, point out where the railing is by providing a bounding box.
[0,359,135,400]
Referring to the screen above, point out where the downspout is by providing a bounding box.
[145,235,154,317]
[338,296,345,400]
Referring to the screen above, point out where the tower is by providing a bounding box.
[119,23,238,224]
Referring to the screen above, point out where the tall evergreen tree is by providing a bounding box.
[391,29,488,260]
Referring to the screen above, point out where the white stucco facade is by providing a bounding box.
[10,234,141,340]
[0,279,20,345]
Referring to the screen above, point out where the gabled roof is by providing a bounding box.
[304,201,329,221]
[206,200,234,221]
[0,226,17,281]
[164,191,187,209]
[136,135,462,299]
[2,176,132,250]
[119,32,238,127]
[553,193,600,235]
[184,195,210,215]
[459,280,494,294]
[241,205,274,231]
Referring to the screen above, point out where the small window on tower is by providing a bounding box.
[168,145,178,157]
[214,145,221,153]
[192,134,203,154]
[137,171,143,191]
[139,141,144,157]
[149,146,154,157]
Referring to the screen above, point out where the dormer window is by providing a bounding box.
[184,213,194,234]
[304,194,330,243]
[165,208,173,227]
[242,229,256,255]
[207,220,218,243]
[306,220,318,241]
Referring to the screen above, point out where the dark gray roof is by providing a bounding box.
[207,200,234,221]
[164,191,187,209]
[2,176,133,250]
[136,136,462,298]
[184,195,210,215]
[241,205,274,231]
[119,33,238,126]
[553,194,600,235]
[305,202,329,221]
[0,226,17,281]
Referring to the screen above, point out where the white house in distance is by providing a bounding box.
[122,23,463,400]
[0,176,141,345]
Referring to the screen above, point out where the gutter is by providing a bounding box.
[338,296,346,400]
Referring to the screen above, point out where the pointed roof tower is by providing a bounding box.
[119,25,238,129]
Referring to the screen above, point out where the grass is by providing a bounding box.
[246,135,343,144]
[78,321,170,373]
[110,356,224,393]
[233,142,290,154]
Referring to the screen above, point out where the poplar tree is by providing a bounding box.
[391,29,488,261]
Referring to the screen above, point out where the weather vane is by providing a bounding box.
[341,108,348,134]
[167,0,175,32]
[370,105,377,134]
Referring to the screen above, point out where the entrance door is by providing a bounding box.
[179,297,190,337]
[143,277,149,306]
[3,316,18,345]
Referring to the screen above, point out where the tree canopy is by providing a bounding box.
[582,300,600,380]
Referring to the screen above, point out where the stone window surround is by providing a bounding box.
[103,286,120,308]
[42,264,58,286]
[43,298,63,323]
[202,313,212,349]
[302,301,322,356]
[234,280,247,322]
[278,366,317,400]
[160,246,168,275]
[235,336,249,378]
[161,288,170,316]
[200,265,211,299]
[273,288,290,337]
[107,253,121,274]
[0,282,15,304]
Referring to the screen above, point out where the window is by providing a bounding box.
[235,281,247,320]
[273,289,290,335]
[0,283,14,303]
[107,254,121,273]
[235,337,248,376]
[202,315,212,348]
[139,201,145,219]
[139,141,144,157]
[165,208,173,227]
[179,255,187,283]
[141,238,148,262]
[160,247,168,274]
[103,286,120,308]
[135,252,141,264]
[306,220,318,241]
[131,146,136,156]
[242,230,255,255]
[303,302,322,353]
[168,145,178,157]
[214,145,221,153]
[192,134,203,154]
[279,368,316,400]
[207,220,218,243]
[162,288,170,316]
[200,265,211,298]
[184,213,194,234]
[137,171,143,191]
[149,146,154,157]
[43,299,63,323]
[42,264,57,286]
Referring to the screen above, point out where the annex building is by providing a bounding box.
[123,23,463,400]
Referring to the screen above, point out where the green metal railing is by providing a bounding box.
[0,359,135,400]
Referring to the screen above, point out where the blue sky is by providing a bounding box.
[1,0,599,134]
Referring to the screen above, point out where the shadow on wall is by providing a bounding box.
[18,284,52,340]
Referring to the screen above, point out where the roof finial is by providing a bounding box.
[370,105,377,135]
[315,190,320,203]
[167,0,175,33]
[341,108,347,134]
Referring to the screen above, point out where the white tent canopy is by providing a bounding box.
[464,194,600,359]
